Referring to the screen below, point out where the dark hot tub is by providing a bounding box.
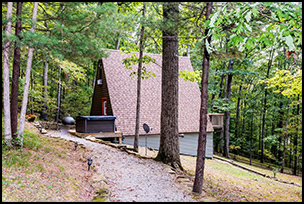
[76,116,116,133]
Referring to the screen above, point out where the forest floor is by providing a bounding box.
[2,121,302,202]
[181,155,302,202]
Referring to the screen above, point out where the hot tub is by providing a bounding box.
[76,116,116,133]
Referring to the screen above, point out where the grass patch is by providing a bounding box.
[180,155,302,202]
[2,121,95,202]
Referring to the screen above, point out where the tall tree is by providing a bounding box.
[192,2,213,194]
[3,2,13,146]
[155,2,181,169]
[281,97,290,173]
[134,2,146,152]
[55,65,62,124]
[18,2,38,146]
[235,84,242,139]
[260,47,275,163]
[41,18,49,121]
[223,59,233,158]
[10,2,23,143]
[293,94,300,175]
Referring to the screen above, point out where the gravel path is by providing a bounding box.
[46,130,197,202]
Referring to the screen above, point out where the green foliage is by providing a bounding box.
[211,98,231,112]
[229,144,241,151]
[264,67,302,97]
[122,53,156,79]
[179,70,201,83]
[61,85,93,118]
[272,167,279,178]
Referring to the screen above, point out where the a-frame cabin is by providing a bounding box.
[90,49,214,157]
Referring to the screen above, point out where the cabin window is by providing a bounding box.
[102,97,107,116]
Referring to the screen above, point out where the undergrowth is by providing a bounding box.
[2,120,95,202]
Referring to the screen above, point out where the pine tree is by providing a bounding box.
[156,2,181,169]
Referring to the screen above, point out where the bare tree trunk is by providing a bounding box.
[155,2,181,169]
[11,2,23,143]
[218,70,225,99]
[30,72,34,114]
[115,5,121,50]
[281,97,290,173]
[293,94,300,175]
[134,3,146,153]
[3,2,13,146]
[41,58,49,120]
[235,84,242,139]
[18,2,38,146]
[250,113,253,165]
[277,100,284,159]
[223,59,233,158]
[55,66,62,123]
[192,2,213,194]
[115,38,120,50]
[41,20,49,121]
[260,47,275,163]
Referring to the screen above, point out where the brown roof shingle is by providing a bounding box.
[100,49,213,136]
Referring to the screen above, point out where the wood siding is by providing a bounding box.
[205,133,214,158]
[90,59,113,116]
[122,132,214,158]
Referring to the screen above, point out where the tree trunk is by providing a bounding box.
[235,84,242,139]
[192,2,213,194]
[260,102,266,163]
[277,99,284,159]
[115,4,121,50]
[134,2,145,152]
[250,113,253,165]
[11,2,23,142]
[18,2,38,146]
[293,94,299,175]
[115,37,120,50]
[223,59,233,158]
[3,2,13,146]
[218,70,225,99]
[260,47,274,163]
[155,2,181,169]
[281,97,290,173]
[30,72,34,114]
[41,20,49,121]
[41,58,49,120]
[55,66,62,123]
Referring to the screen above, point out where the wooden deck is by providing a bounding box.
[68,129,123,144]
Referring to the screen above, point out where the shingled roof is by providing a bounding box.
[91,49,213,136]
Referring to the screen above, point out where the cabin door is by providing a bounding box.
[102,97,107,116]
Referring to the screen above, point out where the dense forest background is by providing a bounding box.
[2,2,302,175]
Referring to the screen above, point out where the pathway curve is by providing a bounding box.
[46,129,197,202]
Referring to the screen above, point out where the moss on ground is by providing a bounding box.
[92,188,110,202]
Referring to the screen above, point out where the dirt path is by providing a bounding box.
[46,130,197,202]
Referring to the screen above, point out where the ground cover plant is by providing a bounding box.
[2,121,96,202]
[180,155,302,202]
